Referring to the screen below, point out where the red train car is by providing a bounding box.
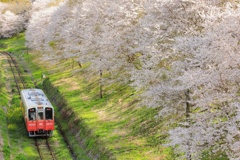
[20,88,54,137]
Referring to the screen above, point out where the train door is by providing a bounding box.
[27,108,37,131]
[45,107,54,131]
[37,110,45,132]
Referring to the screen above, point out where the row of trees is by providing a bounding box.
[25,0,240,159]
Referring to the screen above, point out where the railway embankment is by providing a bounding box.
[41,78,113,159]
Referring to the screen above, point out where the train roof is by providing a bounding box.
[21,88,53,108]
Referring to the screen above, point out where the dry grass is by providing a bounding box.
[1,0,31,14]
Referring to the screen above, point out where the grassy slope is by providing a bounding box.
[0,54,10,159]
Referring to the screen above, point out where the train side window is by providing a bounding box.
[38,112,43,120]
[28,108,36,121]
[45,108,53,120]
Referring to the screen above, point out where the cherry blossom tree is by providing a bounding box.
[128,0,240,159]
[44,0,145,97]
[25,0,240,158]
[170,4,240,158]
[0,2,29,38]
[25,0,63,51]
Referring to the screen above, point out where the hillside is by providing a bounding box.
[1,0,240,159]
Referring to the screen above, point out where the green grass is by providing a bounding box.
[0,33,27,54]
[0,57,10,159]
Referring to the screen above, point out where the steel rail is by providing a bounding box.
[35,138,44,160]
[46,137,56,160]
[7,52,26,88]
[35,137,56,160]
[1,51,25,93]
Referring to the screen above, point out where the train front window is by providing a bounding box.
[45,108,53,120]
[28,108,36,121]
[38,112,43,120]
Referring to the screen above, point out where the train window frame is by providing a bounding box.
[45,107,53,120]
[28,108,36,121]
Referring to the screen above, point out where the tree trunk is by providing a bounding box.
[185,89,191,120]
[78,62,82,68]
[185,89,192,160]
[99,69,103,98]
[72,58,74,69]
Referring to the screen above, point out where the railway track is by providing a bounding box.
[2,51,25,94]
[1,51,56,160]
[35,138,56,160]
